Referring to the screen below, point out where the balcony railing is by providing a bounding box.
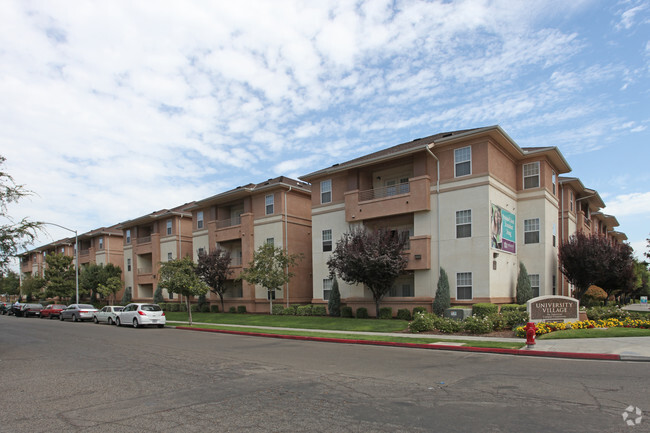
[358,182,410,202]
[230,256,242,266]
[216,215,242,229]
[79,249,90,256]
[137,267,153,275]
[137,236,151,244]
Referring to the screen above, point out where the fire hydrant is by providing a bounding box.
[525,322,537,349]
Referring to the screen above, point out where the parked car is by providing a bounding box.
[8,303,24,316]
[0,302,11,315]
[93,306,124,325]
[17,303,43,317]
[40,304,67,319]
[59,304,99,322]
[116,303,166,328]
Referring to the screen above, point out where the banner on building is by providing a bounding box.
[491,203,516,253]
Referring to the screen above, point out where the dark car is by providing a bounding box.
[17,303,43,317]
[40,304,67,319]
[9,303,24,316]
[0,302,11,315]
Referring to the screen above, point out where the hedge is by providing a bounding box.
[472,303,498,318]
[379,307,393,320]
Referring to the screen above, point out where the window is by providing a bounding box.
[456,272,472,300]
[126,229,131,244]
[127,258,131,272]
[321,180,332,204]
[456,210,472,238]
[552,171,556,195]
[267,290,276,300]
[389,279,414,297]
[385,177,410,196]
[198,247,205,256]
[197,211,204,229]
[98,237,104,249]
[523,162,540,189]
[322,229,332,252]
[530,274,540,298]
[323,278,333,300]
[552,275,556,295]
[265,194,274,215]
[168,291,173,299]
[166,219,172,235]
[552,223,556,247]
[570,191,574,211]
[454,146,471,177]
[266,238,274,247]
[60,247,64,253]
[167,252,173,261]
[524,218,540,244]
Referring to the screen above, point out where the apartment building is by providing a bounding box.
[119,204,194,302]
[77,225,124,269]
[189,176,312,313]
[19,238,75,279]
[300,125,589,311]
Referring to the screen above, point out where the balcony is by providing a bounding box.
[344,176,430,222]
[403,236,431,271]
[137,235,151,244]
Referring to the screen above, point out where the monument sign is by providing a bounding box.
[527,295,579,323]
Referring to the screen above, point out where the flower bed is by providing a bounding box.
[515,317,650,337]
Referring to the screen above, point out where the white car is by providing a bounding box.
[93,305,124,325]
[116,303,166,328]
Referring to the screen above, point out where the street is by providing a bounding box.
[0,315,647,432]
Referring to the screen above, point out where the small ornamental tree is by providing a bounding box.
[158,256,208,325]
[516,262,532,304]
[153,285,164,304]
[196,248,233,313]
[44,253,75,301]
[121,287,132,305]
[97,276,123,305]
[327,227,408,318]
[327,277,341,317]
[433,267,451,316]
[239,243,303,313]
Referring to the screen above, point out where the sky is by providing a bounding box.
[1,0,649,262]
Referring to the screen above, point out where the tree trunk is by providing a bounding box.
[375,297,381,319]
[219,293,224,313]
[186,297,193,326]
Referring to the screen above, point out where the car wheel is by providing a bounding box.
[93,316,99,324]
[50,315,54,320]
[133,318,139,328]
[116,317,121,326]
[59,314,64,321]
[72,314,78,322]
[157,324,164,328]
[108,317,113,325]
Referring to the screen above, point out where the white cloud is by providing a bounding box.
[604,192,650,217]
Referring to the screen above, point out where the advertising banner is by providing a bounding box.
[491,203,516,253]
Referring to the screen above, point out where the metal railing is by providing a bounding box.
[216,215,242,229]
[358,182,410,202]
[137,235,151,244]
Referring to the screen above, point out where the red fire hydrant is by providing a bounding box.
[525,322,537,348]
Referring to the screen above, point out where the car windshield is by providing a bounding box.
[141,305,162,312]
[78,304,95,309]
[113,307,124,312]
[53,305,66,308]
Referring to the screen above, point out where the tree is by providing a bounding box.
[44,253,76,301]
[239,243,303,313]
[121,286,132,305]
[327,277,341,317]
[153,286,164,304]
[20,274,46,301]
[0,156,43,273]
[633,260,650,298]
[0,270,20,301]
[196,248,233,313]
[158,256,208,325]
[97,277,123,305]
[80,263,122,302]
[327,227,408,318]
[559,232,635,302]
[432,268,450,316]
[516,263,533,304]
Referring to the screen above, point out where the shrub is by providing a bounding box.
[168,303,179,312]
[356,307,369,319]
[396,308,412,321]
[463,315,494,334]
[583,285,608,307]
[229,306,237,313]
[237,305,247,314]
[379,307,392,319]
[487,313,506,331]
[472,303,498,318]
[282,307,296,315]
[516,263,533,304]
[179,303,188,312]
[121,287,132,305]
[409,312,435,333]
[157,302,167,311]
[433,316,463,333]
[341,306,354,318]
[190,304,200,313]
[327,278,341,317]
[272,304,285,315]
[500,304,526,312]
[503,311,530,329]
[433,267,451,316]
[312,305,327,316]
[296,305,312,316]
[412,306,428,315]
[200,304,211,313]
[586,306,629,321]
[153,286,164,304]
[210,304,219,313]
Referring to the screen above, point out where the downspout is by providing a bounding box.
[425,145,441,283]
[284,186,292,308]
[560,185,564,296]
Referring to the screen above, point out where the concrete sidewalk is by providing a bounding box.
[168,321,650,362]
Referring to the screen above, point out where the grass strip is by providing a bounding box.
[538,327,650,340]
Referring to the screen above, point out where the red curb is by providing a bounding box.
[174,326,622,361]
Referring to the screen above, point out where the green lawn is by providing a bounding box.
[538,327,650,339]
[165,312,409,332]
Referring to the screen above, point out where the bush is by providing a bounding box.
[433,316,463,333]
[503,311,530,329]
[210,304,219,313]
[356,307,369,319]
[200,304,211,313]
[409,312,435,333]
[487,313,506,331]
[168,303,179,312]
[296,305,312,316]
[341,306,354,318]
[272,304,285,315]
[586,306,629,321]
[412,306,428,315]
[312,305,327,316]
[433,268,451,316]
[379,307,392,319]
[153,286,164,304]
[229,306,237,313]
[463,315,494,334]
[190,304,200,313]
[396,308,412,321]
[516,262,533,304]
[282,307,296,315]
[500,304,527,312]
[179,303,188,312]
[472,303,498,318]
[328,278,341,317]
[237,305,247,314]
[157,302,167,311]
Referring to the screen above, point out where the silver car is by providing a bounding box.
[116,303,166,328]
[59,304,99,322]
[93,305,124,325]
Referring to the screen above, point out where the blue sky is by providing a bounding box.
[1,0,649,259]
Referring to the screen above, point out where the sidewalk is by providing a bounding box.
[168,321,650,362]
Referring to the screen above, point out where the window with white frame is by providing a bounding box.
[570,191,574,211]
[321,179,332,204]
[523,162,540,189]
[323,278,333,300]
[524,218,540,244]
[265,194,274,215]
[552,171,556,195]
[530,274,540,297]
[454,146,471,177]
[126,229,131,244]
[456,209,472,238]
[266,238,274,247]
[167,252,173,261]
[389,275,414,297]
[197,211,204,229]
[322,229,332,252]
[98,237,104,250]
[166,219,172,235]
[456,272,472,300]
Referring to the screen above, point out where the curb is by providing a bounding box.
[174,326,624,361]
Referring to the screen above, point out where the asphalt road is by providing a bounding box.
[0,315,647,433]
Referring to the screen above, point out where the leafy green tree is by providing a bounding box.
[327,277,341,317]
[327,227,408,318]
[433,267,451,316]
[20,274,46,301]
[158,256,208,325]
[0,156,43,273]
[97,276,123,305]
[153,285,164,304]
[44,253,76,301]
[80,263,122,301]
[239,243,303,314]
[196,248,233,313]
[516,262,532,304]
[0,270,20,301]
